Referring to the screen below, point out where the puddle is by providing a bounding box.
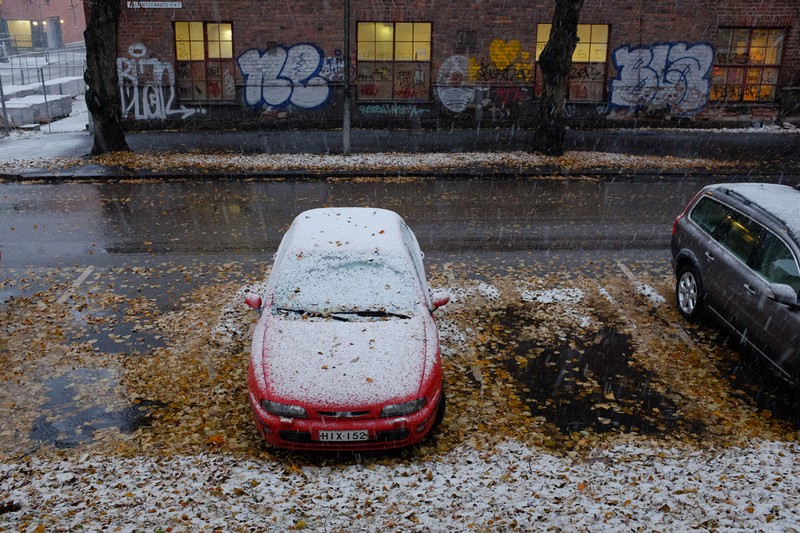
[65,295,166,355]
[29,368,158,449]
[484,306,701,435]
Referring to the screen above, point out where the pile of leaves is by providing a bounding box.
[0,150,758,177]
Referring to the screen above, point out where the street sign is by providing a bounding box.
[126,1,183,8]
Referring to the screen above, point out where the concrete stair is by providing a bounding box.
[1,75,84,128]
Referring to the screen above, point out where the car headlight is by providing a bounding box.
[261,400,307,419]
[380,398,426,418]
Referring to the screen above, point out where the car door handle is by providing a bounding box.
[743,283,757,295]
[704,251,715,262]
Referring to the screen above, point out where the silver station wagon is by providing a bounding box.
[671,183,800,390]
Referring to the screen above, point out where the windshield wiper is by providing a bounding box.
[339,310,411,319]
[276,308,350,321]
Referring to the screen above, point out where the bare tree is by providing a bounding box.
[83,0,129,154]
[534,0,585,156]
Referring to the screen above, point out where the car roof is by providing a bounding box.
[285,207,410,254]
[707,183,800,237]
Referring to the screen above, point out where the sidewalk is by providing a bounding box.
[1,97,799,180]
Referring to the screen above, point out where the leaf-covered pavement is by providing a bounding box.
[1,257,799,530]
[0,148,762,177]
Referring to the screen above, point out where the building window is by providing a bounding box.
[174,21,236,101]
[7,20,33,48]
[536,23,609,101]
[356,21,432,101]
[712,28,785,102]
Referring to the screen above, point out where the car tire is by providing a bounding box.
[676,265,705,321]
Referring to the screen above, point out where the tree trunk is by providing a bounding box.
[83,0,129,154]
[533,0,585,156]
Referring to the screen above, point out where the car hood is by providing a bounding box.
[252,313,432,408]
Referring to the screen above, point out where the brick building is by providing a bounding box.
[1,0,86,51]
[113,0,799,130]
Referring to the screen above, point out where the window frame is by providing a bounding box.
[356,21,433,102]
[753,231,800,293]
[174,21,236,102]
[690,196,800,293]
[711,27,786,103]
[535,23,609,102]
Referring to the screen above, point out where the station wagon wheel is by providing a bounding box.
[676,265,704,321]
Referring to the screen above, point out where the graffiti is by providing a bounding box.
[715,51,749,65]
[493,87,525,106]
[477,86,531,119]
[437,40,533,113]
[473,56,533,83]
[358,104,430,118]
[567,63,606,102]
[609,42,714,114]
[358,65,391,82]
[223,70,236,98]
[237,43,330,110]
[395,65,427,99]
[117,43,205,120]
[436,55,475,113]
[472,39,534,83]
[569,64,605,81]
[321,56,345,82]
[711,84,773,101]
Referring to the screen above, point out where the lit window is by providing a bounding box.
[711,28,785,102]
[535,24,609,102]
[357,21,432,100]
[174,21,236,101]
[7,20,33,48]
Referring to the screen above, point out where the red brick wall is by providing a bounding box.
[113,0,800,127]
[2,0,86,46]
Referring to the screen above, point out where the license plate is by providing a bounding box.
[317,430,369,442]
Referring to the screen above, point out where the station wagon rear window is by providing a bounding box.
[690,197,730,234]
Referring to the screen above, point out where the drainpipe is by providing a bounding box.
[342,0,351,155]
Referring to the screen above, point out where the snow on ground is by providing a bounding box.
[3,219,800,531]
[2,440,799,531]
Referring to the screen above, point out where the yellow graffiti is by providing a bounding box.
[489,39,522,70]
[467,57,481,82]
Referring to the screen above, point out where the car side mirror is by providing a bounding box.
[430,291,450,310]
[245,293,263,310]
[769,283,798,307]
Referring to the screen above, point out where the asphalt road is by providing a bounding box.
[2,173,798,458]
[0,175,717,268]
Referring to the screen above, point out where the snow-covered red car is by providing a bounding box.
[246,207,449,451]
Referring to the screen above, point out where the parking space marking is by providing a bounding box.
[56,265,95,304]
[616,261,697,349]
[616,261,636,282]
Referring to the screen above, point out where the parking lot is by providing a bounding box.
[2,253,797,460]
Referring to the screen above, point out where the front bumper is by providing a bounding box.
[248,390,442,451]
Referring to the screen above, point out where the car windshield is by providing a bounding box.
[272,250,421,318]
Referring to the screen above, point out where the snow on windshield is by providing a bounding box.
[272,250,421,316]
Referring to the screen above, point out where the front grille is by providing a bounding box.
[317,410,371,418]
[376,429,409,442]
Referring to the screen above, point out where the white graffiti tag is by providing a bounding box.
[609,43,714,114]
[238,43,330,110]
[117,43,204,120]
[436,55,476,113]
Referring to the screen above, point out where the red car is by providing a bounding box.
[246,208,449,450]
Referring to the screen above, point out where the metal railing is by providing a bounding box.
[0,42,86,86]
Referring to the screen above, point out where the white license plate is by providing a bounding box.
[317,430,369,442]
